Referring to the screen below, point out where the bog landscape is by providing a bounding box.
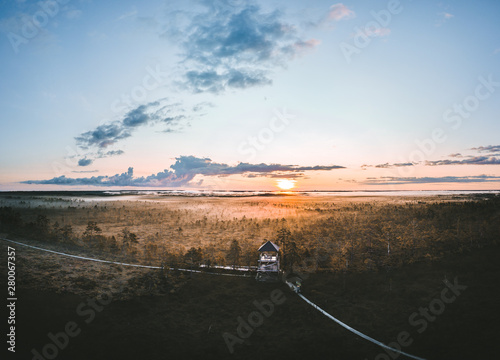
[2,2,500,359]
[1,191,499,359]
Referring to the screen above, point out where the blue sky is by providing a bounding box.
[1,0,499,190]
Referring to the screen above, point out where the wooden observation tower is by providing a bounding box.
[256,240,280,281]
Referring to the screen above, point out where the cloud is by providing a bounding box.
[374,162,414,169]
[365,146,500,169]
[78,158,93,167]
[470,145,500,154]
[327,4,355,21]
[284,39,322,56]
[361,162,414,169]
[192,101,215,112]
[72,170,99,174]
[436,12,454,27]
[65,1,324,166]
[425,156,500,166]
[102,150,125,157]
[171,1,320,93]
[75,122,132,149]
[362,144,500,169]
[75,100,184,162]
[23,156,345,187]
[169,155,344,177]
[122,103,158,127]
[368,27,391,37]
[363,175,500,185]
[75,150,125,167]
[183,69,271,93]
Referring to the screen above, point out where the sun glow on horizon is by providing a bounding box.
[276,179,296,190]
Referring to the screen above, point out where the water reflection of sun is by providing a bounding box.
[276,179,296,190]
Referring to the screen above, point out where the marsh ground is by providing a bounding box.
[1,192,499,359]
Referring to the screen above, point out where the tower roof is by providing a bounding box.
[258,240,280,252]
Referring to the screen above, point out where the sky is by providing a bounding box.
[1,0,500,191]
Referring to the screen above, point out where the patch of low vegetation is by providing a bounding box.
[1,193,498,278]
[71,276,98,291]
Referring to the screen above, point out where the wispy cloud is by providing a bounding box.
[71,170,99,174]
[182,69,271,93]
[362,145,500,169]
[375,162,414,168]
[368,27,391,37]
[192,101,215,112]
[361,162,414,169]
[74,100,186,165]
[103,150,125,157]
[327,4,355,21]
[76,122,131,150]
[436,12,454,27]
[425,157,500,166]
[425,145,500,166]
[470,145,500,154]
[23,156,345,187]
[363,175,500,185]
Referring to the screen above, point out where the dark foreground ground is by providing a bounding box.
[2,243,500,360]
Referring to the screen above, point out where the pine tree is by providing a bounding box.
[226,240,241,268]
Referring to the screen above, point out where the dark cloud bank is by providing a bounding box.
[24,156,344,187]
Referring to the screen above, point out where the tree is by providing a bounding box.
[121,228,139,255]
[34,214,50,236]
[61,225,73,243]
[226,240,241,268]
[285,241,301,272]
[184,247,203,267]
[275,226,292,269]
[108,235,119,252]
[144,235,159,264]
[0,207,22,231]
[83,221,102,247]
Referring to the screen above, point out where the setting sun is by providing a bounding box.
[276,179,296,190]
